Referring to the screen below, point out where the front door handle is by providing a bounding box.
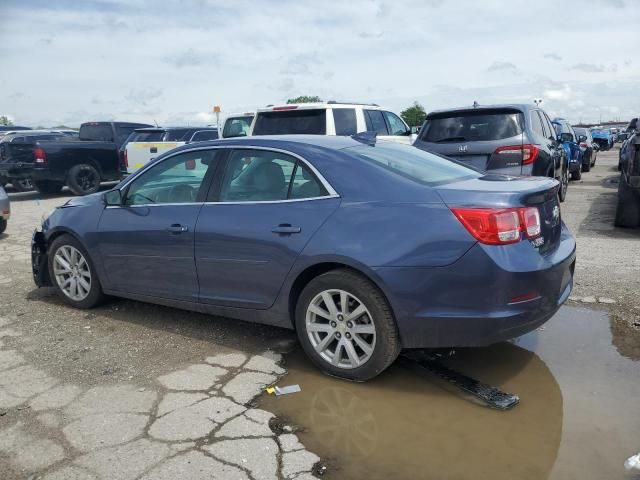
[167,224,188,234]
[272,224,301,234]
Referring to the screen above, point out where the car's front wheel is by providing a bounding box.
[295,269,400,381]
[48,235,105,308]
[558,164,569,202]
[67,164,100,196]
[614,175,640,228]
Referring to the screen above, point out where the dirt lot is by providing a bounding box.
[0,148,638,480]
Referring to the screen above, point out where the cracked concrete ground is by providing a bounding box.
[0,188,320,479]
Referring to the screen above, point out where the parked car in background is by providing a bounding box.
[121,126,219,174]
[31,135,575,381]
[0,185,9,234]
[221,113,254,138]
[573,127,597,172]
[250,102,414,144]
[591,128,613,150]
[0,131,71,191]
[619,118,638,171]
[0,126,31,137]
[615,121,640,227]
[1,121,151,196]
[552,118,583,181]
[414,103,569,201]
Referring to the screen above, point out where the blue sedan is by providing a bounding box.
[32,135,576,381]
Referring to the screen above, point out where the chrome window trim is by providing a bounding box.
[113,145,339,208]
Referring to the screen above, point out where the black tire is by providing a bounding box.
[12,178,34,192]
[557,164,568,202]
[582,153,591,172]
[591,152,596,167]
[295,269,400,381]
[571,168,582,181]
[34,180,64,195]
[48,234,105,309]
[67,164,100,196]
[0,218,6,235]
[614,175,640,228]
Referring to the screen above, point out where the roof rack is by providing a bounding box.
[327,100,380,107]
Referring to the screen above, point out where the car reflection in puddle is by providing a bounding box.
[261,306,640,480]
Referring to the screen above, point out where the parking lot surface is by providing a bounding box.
[0,148,638,479]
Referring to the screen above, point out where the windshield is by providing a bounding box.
[344,142,481,186]
[421,110,523,142]
[253,109,326,135]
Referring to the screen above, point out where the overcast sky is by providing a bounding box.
[1,0,638,127]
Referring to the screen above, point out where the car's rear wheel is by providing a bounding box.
[558,164,569,202]
[12,178,33,192]
[295,269,400,381]
[48,235,105,308]
[582,153,591,172]
[0,218,6,235]
[34,180,63,195]
[571,167,582,181]
[67,164,100,196]
[614,175,640,228]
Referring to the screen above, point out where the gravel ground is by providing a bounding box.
[0,190,321,479]
[559,147,640,329]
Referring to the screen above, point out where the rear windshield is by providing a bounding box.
[344,142,480,186]
[222,116,253,138]
[165,129,192,141]
[79,124,113,141]
[253,109,326,135]
[421,110,524,142]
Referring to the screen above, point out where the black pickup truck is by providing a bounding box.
[0,121,150,196]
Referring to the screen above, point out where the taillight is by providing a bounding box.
[494,144,539,165]
[451,207,541,245]
[121,149,128,169]
[272,105,298,111]
[34,147,47,164]
[579,142,587,148]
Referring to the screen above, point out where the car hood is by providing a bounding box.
[61,191,104,208]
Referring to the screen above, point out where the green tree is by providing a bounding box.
[0,115,13,126]
[400,102,427,127]
[286,95,323,104]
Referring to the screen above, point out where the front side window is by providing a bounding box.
[383,111,409,136]
[364,110,389,135]
[333,108,357,136]
[219,149,328,202]
[125,150,218,205]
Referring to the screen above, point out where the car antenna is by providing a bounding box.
[351,131,377,146]
[153,119,159,127]
[473,101,479,108]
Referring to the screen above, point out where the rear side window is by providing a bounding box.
[421,110,524,142]
[345,143,480,186]
[190,130,219,142]
[253,109,326,135]
[364,110,389,135]
[332,108,357,136]
[383,111,409,136]
[79,124,114,141]
[530,111,545,137]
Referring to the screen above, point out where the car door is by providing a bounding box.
[97,149,221,301]
[195,147,340,309]
[381,111,413,144]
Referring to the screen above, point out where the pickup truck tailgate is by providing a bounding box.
[126,142,185,174]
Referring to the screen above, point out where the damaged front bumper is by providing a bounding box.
[31,229,51,287]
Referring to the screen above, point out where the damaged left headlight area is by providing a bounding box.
[31,229,51,287]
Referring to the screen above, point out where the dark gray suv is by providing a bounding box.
[414,104,569,201]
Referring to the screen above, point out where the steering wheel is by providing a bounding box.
[168,184,196,203]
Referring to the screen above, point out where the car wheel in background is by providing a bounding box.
[34,180,63,195]
[591,152,596,166]
[614,176,640,228]
[571,168,582,181]
[558,164,569,202]
[67,164,100,196]
[295,269,400,381]
[582,153,591,173]
[0,218,6,235]
[12,178,34,192]
[48,234,105,308]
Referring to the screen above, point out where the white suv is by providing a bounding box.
[250,102,415,144]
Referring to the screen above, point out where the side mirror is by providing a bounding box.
[103,189,122,206]
[578,135,587,143]
[559,133,574,143]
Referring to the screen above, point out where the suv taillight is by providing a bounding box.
[120,149,128,169]
[451,207,541,245]
[494,144,539,165]
[34,147,47,164]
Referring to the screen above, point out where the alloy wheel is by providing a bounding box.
[77,167,98,192]
[53,245,92,301]
[306,289,377,369]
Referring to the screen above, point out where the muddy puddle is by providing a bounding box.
[261,306,640,479]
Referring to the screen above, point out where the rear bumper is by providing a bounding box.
[375,225,576,348]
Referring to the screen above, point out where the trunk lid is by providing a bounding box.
[436,175,562,254]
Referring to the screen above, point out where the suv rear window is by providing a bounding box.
[421,110,524,142]
[345,143,480,186]
[165,129,192,141]
[253,109,326,135]
[79,124,114,141]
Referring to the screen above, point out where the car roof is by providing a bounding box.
[256,102,382,112]
[427,103,538,116]
[169,134,365,153]
[132,126,216,133]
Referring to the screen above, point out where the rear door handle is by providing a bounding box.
[167,224,188,234]
[272,224,301,234]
